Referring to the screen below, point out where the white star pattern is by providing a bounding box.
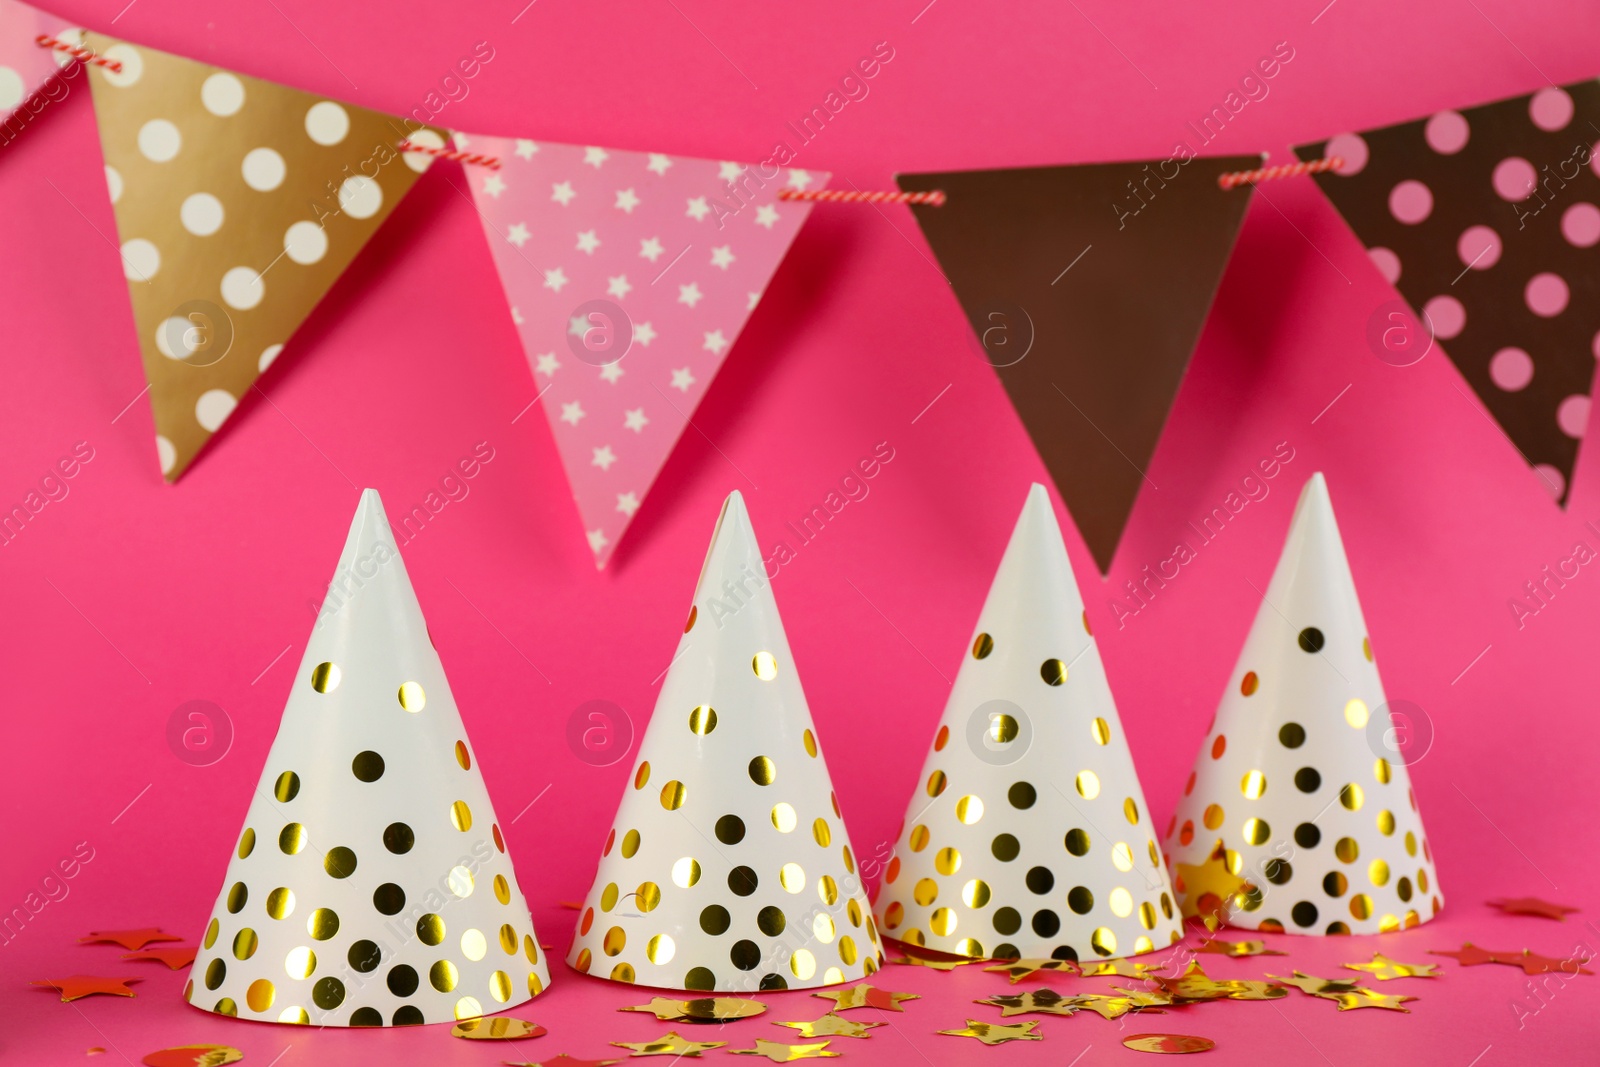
[624,408,649,433]
[507,222,531,247]
[552,181,576,206]
[587,528,609,554]
[754,204,779,229]
[670,367,696,391]
[584,146,610,168]
[535,352,561,376]
[718,161,744,182]
[678,282,703,308]
[633,322,657,346]
[511,306,524,325]
[616,491,641,516]
[710,245,735,270]
[607,274,632,299]
[747,291,761,310]
[599,361,625,383]
[560,400,586,425]
[544,268,570,292]
[454,133,472,148]
[568,314,589,337]
[482,174,507,198]
[614,188,641,213]
[787,169,812,190]
[685,197,710,222]
[639,237,665,262]
[576,229,601,255]
[703,329,728,355]
[646,153,672,175]
[514,140,538,159]
[592,445,617,470]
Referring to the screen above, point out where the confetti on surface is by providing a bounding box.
[1322,989,1416,1012]
[1080,958,1167,978]
[1071,996,1151,1020]
[887,943,986,970]
[1146,961,1286,1002]
[728,1039,839,1061]
[975,989,1084,1017]
[503,1057,621,1067]
[79,929,182,951]
[1123,1033,1217,1054]
[937,1019,1044,1045]
[621,998,702,1021]
[452,1018,548,1040]
[1268,971,1414,1011]
[31,975,143,1002]
[610,1032,727,1057]
[120,946,197,970]
[1268,971,1364,996]
[1488,897,1581,921]
[1342,953,1440,980]
[983,958,1079,984]
[811,985,919,1012]
[775,1014,882,1039]
[1429,944,1595,976]
[88,1049,105,1056]
[141,1048,243,1067]
[1195,939,1285,957]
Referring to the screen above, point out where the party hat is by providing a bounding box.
[1165,473,1442,935]
[186,490,550,1026]
[875,484,1183,961]
[568,491,881,991]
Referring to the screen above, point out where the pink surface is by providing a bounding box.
[0,0,72,131]
[1,1,1598,1064]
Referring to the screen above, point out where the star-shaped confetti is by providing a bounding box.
[729,1039,838,1062]
[140,1046,243,1067]
[31,975,143,1002]
[1079,958,1166,978]
[1069,995,1151,1020]
[1489,897,1581,921]
[1197,938,1286,957]
[937,1019,1043,1045]
[1175,840,1249,929]
[1268,971,1364,996]
[503,1058,620,1067]
[1343,953,1440,981]
[1149,961,1285,1002]
[975,989,1082,1017]
[812,985,919,1012]
[621,997,764,1023]
[983,957,1079,984]
[1326,989,1417,1012]
[611,1032,726,1057]
[1429,943,1594,976]
[121,946,197,970]
[621,998,696,1021]
[79,928,181,951]
[452,1018,547,1039]
[775,1014,882,1039]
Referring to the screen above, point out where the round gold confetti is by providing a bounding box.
[753,651,778,679]
[1123,1033,1217,1054]
[398,681,426,712]
[310,662,340,693]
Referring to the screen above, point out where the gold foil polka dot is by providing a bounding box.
[603,926,626,955]
[311,662,340,693]
[417,913,444,945]
[1140,901,1157,929]
[935,847,962,875]
[1041,658,1067,685]
[849,899,863,928]
[748,757,776,786]
[839,936,859,965]
[430,960,458,992]
[574,948,592,973]
[279,823,306,854]
[1418,868,1430,892]
[910,825,930,851]
[398,681,426,712]
[493,874,510,904]
[461,928,487,961]
[213,997,237,1016]
[351,750,385,782]
[803,729,818,757]
[1369,859,1390,886]
[601,883,620,911]
[1092,717,1111,745]
[1349,894,1373,920]
[972,633,993,658]
[1124,797,1140,824]
[820,875,839,906]
[661,781,687,809]
[228,882,248,913]
[1335,837,1360,863]
[1112,842,1134,871]
[772,803,797,832]
[1109,887,1133,917]
[1377,810,1396,835]
[753,652,778,679]
[307,908,339,940]
[812,912,836,943]
[524,935,539,963]
[266,887,295,920]
[233,928,258,960]
[673,857,701,888]
[780,862,806,892]
[1374,758,1392,784]
[206,958,225,989]
[622,829,641,857]
[274,771,300,802]
[454,996,483,1020]
[455,740,470,769]
[1203,804,1224,830]
[1242,770,1267,799]
[246,979,274,1011]
[237,828,256,859]
[930,908,956,936]
[813,818,831,847]
[279,1006,309,1024]
[634,762,651,789]
[1344,699,1369,728]
[638,882,661,912]
[956,795,985,824]
[647,934,675,964]
[1405,831,1417,856]
[204,918,219,949]
[1378,913,1400,933]
[451,800,473,832]
[792,948,817,980]
[1066,829,1090,855]
[1241,670,1259,696]
[1076,771,1101,799]
[1340,784,1364,811]
[448,865,474,897]
[284,946,315,979]
[1092,927,1117,956]
[927,770,947,796]
[1243,818,1271,846]
[963,879,991,908]
[914,878,938,906]
[689,705,717,734]
[489,970,512,1002]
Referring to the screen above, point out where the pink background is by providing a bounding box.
[3,0,1598,1063]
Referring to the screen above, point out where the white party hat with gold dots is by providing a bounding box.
[568,490,882,992]
[186,490,550,1027]
[875,484,1183,962]
[1165,473,1442,935]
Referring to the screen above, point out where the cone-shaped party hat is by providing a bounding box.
[1165,473,1442,935]
[875,484,1183,962]
[568,491,881,991]
[186,490,550,1026]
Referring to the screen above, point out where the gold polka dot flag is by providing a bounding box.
[80,34,445,482]
[1165,473,1443,935]
[874,483,1183,964]
[568,490,880,992]
[185,490,550,1026]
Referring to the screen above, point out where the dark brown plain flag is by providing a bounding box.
[899,157,1257,572]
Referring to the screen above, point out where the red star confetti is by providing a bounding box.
[1429,944,1594,976]
[31,975,143,1002]
[452,1018,547,1039]
[1489,897,1581,921]
[79,929,181,951]
[811,985,919,1012]
[1428,944,1500,968]
[121,947,197,970]
[1123,1033,1217,1054]
[937,1019,1043,1045]
[503,1058,621,1067]
[1196,939,1285,957]
[982,958,1079,984]
[1342,953,1439,981]
[729,1039,839,1061]
[142,1047,242,1067]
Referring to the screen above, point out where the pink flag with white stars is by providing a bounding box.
[458,132,827,567]
[1,0,76,140]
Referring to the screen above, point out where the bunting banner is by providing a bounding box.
[459,132,826,567]
[0,0,73,140]
[898,156,1258,573]
[1296,80,1600,503]
[83,32,446,480]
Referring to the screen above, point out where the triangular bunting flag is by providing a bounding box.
[1164,473,1442,935]
[0,0,75,142]
[898,156,1258,572]
[187,490,551,1025]
[458,135,827,567]
[875,483,1183,962]
[83,33,446,481]
[568,490,881,991]
[1297,81,1600,503]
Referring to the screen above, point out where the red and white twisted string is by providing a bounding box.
[35,34,123,73]
[1218,156,1343,189]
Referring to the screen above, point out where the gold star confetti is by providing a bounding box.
[1069,996,1147,1020]
[503,1057,622,1067]
[1325,989,1416,1012]
[622,998,696,1021]
[975,989,1082,1017]
[451,1018,547,1039]
[1196,938,1285,957]
[621,997,765,1023]
[937,1019,1043,1045]
[729,1039,839,1062]
[1343,953,1440,981]
[1080,958,1166,978]
[776,1014,882,1039]
[611,1032,727,1057]
[1266,971,1364,996]
[982,957,1079,984]
[812,985,919,1012]
[1175,840,1249,930]
[140,1047,243,1067]
[30,975,142,1002]
[1488,897,1580,921]
[1149,961,1284,1002]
